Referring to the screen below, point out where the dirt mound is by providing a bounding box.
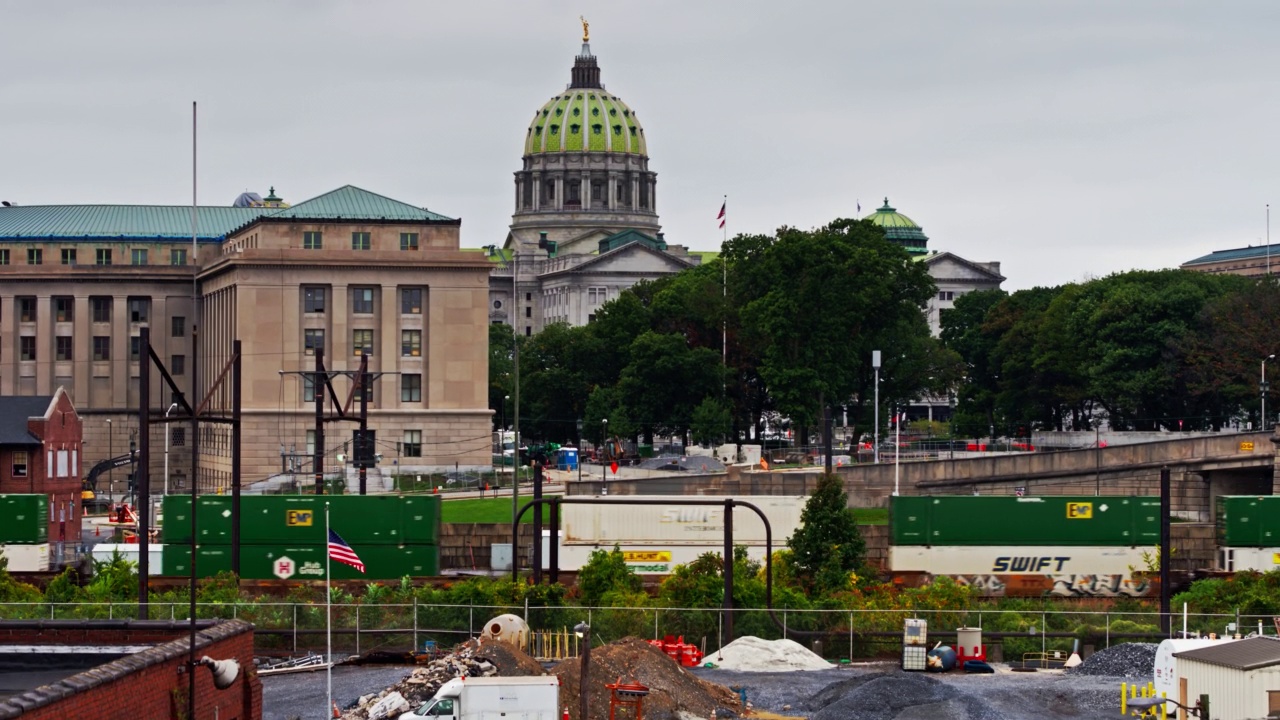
[464,637,546,677]
[1066,642,1158,678]
[808,672,1001,720]
[553,637,743,720]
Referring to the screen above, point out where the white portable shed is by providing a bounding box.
[1173,636,1280,720]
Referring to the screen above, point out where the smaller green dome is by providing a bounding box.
[864,198,928,254]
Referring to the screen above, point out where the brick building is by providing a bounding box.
[0,387,83,545]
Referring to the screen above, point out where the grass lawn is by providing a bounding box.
[853,508,888,525]
[441,497,889,526]
[441,496,547,524]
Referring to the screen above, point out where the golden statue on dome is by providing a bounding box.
[580,16,589,42]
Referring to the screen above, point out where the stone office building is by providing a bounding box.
[0,185,491,491]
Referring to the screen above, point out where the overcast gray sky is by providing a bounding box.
[3,1,1279,290]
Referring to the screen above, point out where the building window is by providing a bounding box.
[129,336,141,361]
[351,232,371,251]
[11,451,27,478]
[171,354,185,376]
[353,375,372,402]
[401,287,422,314]
[91,297,111,323]
[0,249,8,265]
[400,232,419,251]
[96,248,112,265]
[54,297,73,322]
[525,306,532,318]
[588,286,608,305]
[131,248,148,265]
[55,336,73,361]
[401,330,421,357]
[61,248,77,265]
[27,248,42,265]
[306,430,317,455]
[19,336,35,361]
[401,374,422,403]
[938,291,955,302]
[92,336,110,361]
[304,329,325,356]
[352,288,374,314]
[171,248,187,265]
[172,316,185,337]
[403,430,422,457]
[303,376,316,402]
[303,287,326,313]
[352,329,373,355]
[128,298,150,323]
[303,231,323,250]
[18,297,35,323]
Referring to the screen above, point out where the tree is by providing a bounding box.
[576,545,641,607]
[616,331,722,441]
[786,473,865,594]
[690,397,732,446]
[488,323,516,430]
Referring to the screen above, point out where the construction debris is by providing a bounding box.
[337,637,543,719]
[1065,642,1158,678]
[553,637,743,720]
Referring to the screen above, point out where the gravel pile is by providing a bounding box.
[338,637,544,719]
[1066,642,1158,678]
[807,672,1001,720]
[708,636,834,672]
[553,637,743,720]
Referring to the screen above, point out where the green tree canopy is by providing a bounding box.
[786,473,865,594]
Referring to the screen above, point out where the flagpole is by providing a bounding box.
[721,195,727,399]
[893,409,901,496]
[326,500,332,717]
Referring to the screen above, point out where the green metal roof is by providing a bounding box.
[1183,245,1274,266]
[597,228,664,254]
[0,185,454,243]
[262,185,453,222]
[864,198,929,255]
[0,205,269,243]
[526,90,646,156]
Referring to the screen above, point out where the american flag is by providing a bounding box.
[717,201,726,229]
[328,529,365,573]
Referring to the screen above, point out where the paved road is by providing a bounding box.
[261,665,415,720]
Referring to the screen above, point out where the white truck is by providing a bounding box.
[400,676,560,720]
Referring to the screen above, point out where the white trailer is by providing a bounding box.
[400,676,559,720]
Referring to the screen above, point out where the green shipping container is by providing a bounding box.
[891,495,1160,547]
[161,543,439,580]
[1216,495,1280,547]
[401,495,441,544]
[161,496,236,545]
[162,495,442,546]
[0,495,48,544]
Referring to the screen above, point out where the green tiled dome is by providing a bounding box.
[864,198,929,254]
[525,90,645,156]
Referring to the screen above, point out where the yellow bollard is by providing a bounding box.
[1159,693,1167,720]
[1120,683,1127,715]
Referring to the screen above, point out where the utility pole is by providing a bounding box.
[872,350,881,464]
[314,348,326,494]
[358,353,369,495]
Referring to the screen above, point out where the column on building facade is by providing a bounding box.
[111,296,129,404]
[531,171,542,212]
[0,292,13,394]
[72,295,90,407]
[630,176,640,212]
[378,285,398,408]
[35,294,53,395]
[331,283,349,369]
[554,177,564,211]
[582,170,591,210]
[607,172,618,211]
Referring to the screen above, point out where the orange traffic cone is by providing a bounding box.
[333,700,341,718]
[562,710,570,720]
[433,486,439,494]
[95,525,100,537]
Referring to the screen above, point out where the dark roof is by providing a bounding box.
[0,396,52,446]
[1174,636,1280,671]
[0,205,271,242]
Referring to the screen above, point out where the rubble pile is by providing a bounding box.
[553,637,743,720]
[339,637,544,719]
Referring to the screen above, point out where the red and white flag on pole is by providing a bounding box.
[717,201,726,229]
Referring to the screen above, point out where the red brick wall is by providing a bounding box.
[0,621,262,720]
[0,391,84,545]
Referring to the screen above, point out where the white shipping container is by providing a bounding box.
[1217,546,1280,572]
[888,545,1147,576]
[557,543,771,574]
[0,543,50,572]
[561,495,806,546]
[91,543,164,576]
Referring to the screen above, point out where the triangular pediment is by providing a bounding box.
[922,251,1005,282]
[556,241,694,276]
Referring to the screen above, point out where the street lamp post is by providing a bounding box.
[601,418,608,492]
[1263,354,1276,431]
[872,350,881,464]
[106,419,114,503]
[502,395,509,434]
[574,622,591,720]
[576,419,584,483]
[164,402,179,495]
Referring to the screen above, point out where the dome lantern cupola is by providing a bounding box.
[864,197,929,255]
